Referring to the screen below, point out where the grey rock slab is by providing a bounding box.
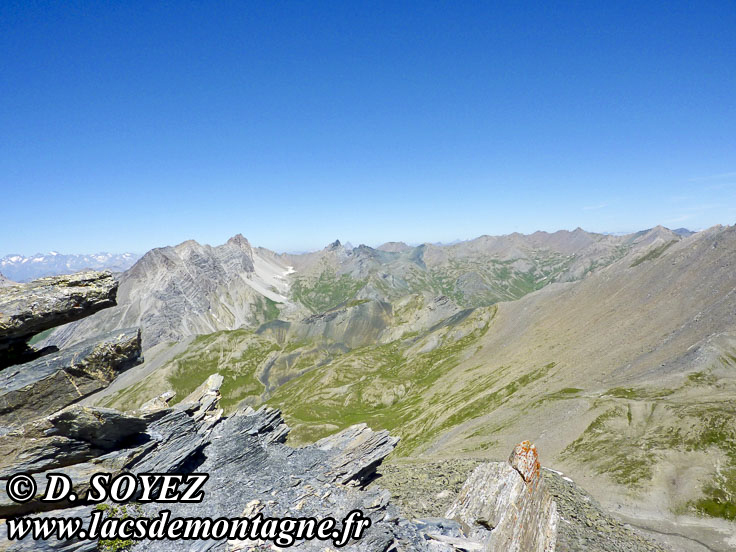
[129,409,209,473]
[137,407,410,552]
[0,328,141,428]
[0,271,117,353]
[47,405,147,449]
[312,422,400,486]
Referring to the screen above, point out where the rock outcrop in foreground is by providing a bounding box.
[0,271,140,429]
[0,328,141,427]
[0,378,560,551]
[0,271,118,348]
[0,271,118,366]
[446,442,557,551]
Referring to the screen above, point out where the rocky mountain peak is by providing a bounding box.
[226,233,253,251]
[45,234,293,349]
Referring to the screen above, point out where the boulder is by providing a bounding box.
[314,422,400,486]
[509,440,542,483]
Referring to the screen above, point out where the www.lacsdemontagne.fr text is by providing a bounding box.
[8,509,372,547]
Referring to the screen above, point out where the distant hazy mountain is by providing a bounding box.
[281,226,682,313]
[672,227,695,236]
[0,251,140,282]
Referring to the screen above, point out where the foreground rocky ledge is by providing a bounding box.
[0,328,141,428]
[0,271,118,363]
[0,271,141,430]
[0,376,559,551]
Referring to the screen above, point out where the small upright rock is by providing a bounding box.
[509,440,541,483]
[446,441,558,552]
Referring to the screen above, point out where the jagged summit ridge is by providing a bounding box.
[47,236,295,349]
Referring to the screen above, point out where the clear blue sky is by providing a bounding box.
[1,1,735,255]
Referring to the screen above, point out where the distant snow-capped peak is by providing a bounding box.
[0,251,141,282]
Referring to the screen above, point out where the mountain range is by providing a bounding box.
[0,252,140,282]
[35,224,736,551]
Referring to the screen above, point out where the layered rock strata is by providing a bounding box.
[0,271,118,359]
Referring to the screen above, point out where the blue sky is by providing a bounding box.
[1,1,735,255]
